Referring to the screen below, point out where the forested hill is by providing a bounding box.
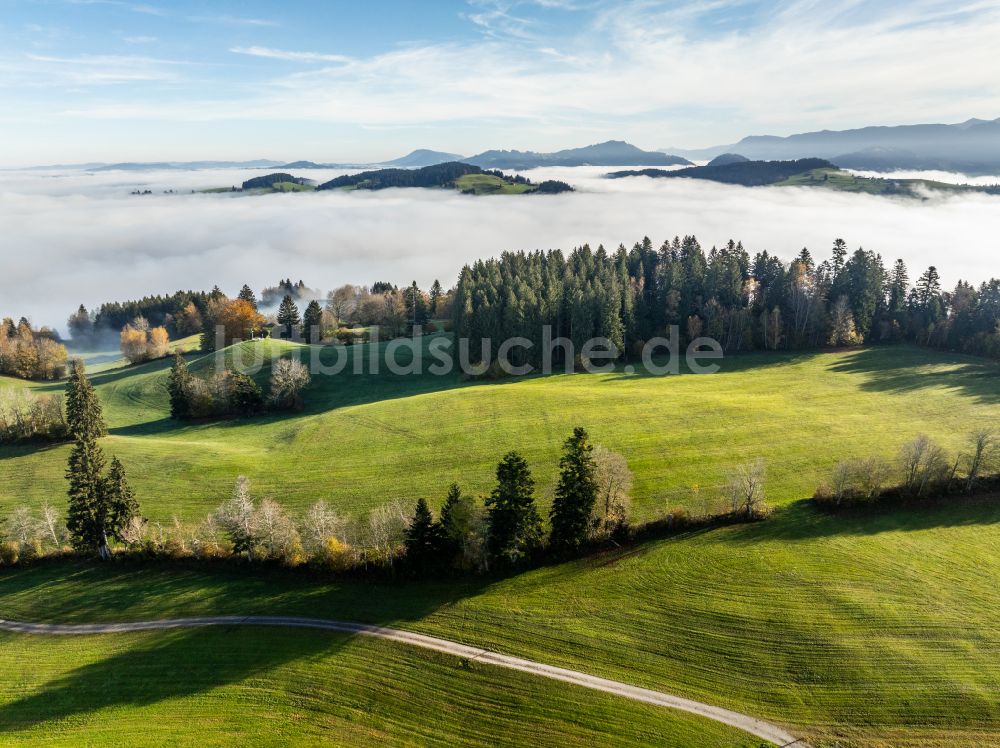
[316,162,573,194]
[608,158,836,186]
[241,173,312,190]
[317,162,483,190]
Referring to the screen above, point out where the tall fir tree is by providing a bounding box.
[167,353,192,419]
[237,284,258,311]
[303,299,323,343]
[429,279,443,316]
[65,359,106,440]
[277,295,301,340]
[486,451,542,566]
[549,427,598,551]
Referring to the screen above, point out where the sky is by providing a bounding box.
[1,0,999,165]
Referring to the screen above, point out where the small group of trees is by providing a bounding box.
[119,316,170,364]
[167,353,311,419]
[815,430,999,507]
[0,388,68,444]
[0,317,68,380]
[64,361,139,559]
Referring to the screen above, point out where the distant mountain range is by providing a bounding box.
[464,141,691,169]
[282,142,689,171]
[666,118,1000,174]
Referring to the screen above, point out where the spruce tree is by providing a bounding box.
[303,300,323,343]
[238,284,259,310]
[65,359,106,440]
[64,361,136,559]
[549,427,598,551]
[485,451,542,566]
[404,498,445,573]
[439,482,472,553]
[429,279,443,316]
[167,353,192,419]
[276,295,301,339]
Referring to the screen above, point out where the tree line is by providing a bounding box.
[452,236,1000,366]
[0,317,68,380]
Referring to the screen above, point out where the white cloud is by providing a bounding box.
[230,47,353,64]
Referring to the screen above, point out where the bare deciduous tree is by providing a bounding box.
[899,435,948,497]
[301,500,348,556]
[590,446,633,537]
[965,429,996,493]
[214,475,258,560]
[366,500,408,567]
[270,358,310,410]
[725,458,768,518]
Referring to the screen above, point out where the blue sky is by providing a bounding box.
[1,0,998,165]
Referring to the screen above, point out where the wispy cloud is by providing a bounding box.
[63,0,166,16]
[230,46,352,64]
[187,14,278,27]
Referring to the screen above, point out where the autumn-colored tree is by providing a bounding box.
[216,299,265,344]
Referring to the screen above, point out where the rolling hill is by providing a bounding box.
[666,117,1000,174]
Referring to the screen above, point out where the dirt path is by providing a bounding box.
[0,616,806,746]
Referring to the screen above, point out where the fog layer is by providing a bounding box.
[2,166,999,332]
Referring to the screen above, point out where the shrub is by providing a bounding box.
[0,540,20,566]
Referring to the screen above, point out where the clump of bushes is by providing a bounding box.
[815,430,998,508]
[0,388,69,444]
[120,317,170,364]
[167,354,308,420]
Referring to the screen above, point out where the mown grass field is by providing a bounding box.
[0,627,757,747]
[3,498,1000,746]
[2,341,999,523]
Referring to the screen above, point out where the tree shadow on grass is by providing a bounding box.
[0,561,492,734]
[0,626,349,733]
[826,345,1000,405]
[717,498,1000,544]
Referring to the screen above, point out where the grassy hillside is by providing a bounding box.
[454,173,534,194]
[3,498,1000,746]
[0,627,757,747]
[2,342,999,523]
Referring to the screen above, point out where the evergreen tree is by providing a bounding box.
[67,304,93,341]
[486,451,542,566]
[65,359,106,440]
[549,427,598,551]
[404,498,445,573]
[303,299,323,343]
[238,284,259,311]
[429,279,443,316]
[276,295,301,339]
[102,456,139,541]
[440,482,474,558]
[66,431,108,555]
[64,363,137,559]
[406,281,429,334]
[230,372,264,416]
[167,353,192,419]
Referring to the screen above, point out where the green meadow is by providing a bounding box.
[1,340,998,524]
[3,496,1000,746]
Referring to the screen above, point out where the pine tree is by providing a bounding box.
[238,284,258,311]
[276,295,301,340]
[404,498,445,573]
[167,353,192,419]
[303,300,323,343]
[549,427,598,551]
[486,451,542,566]
[65,359,106,440]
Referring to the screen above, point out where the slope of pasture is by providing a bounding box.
[3,499,1000,746]
[1,341,999,522]
[0,627,759,747]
